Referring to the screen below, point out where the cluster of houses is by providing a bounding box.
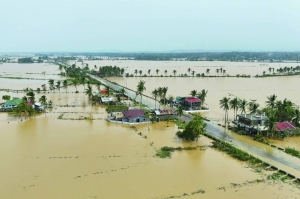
[233,113,297,136]
[0,98,45,112]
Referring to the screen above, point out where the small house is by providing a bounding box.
[179,97,201,110]
[153,109,175,121]
[121,109,146,123]
[235,113,268,134]
[275,122,296,133]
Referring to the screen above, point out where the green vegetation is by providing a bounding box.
[2,95,11,100]
[212,140,251,161]
[174,120,187,129]
[285,147,300,158]
[176,116,207,141]
[18,58,34,63]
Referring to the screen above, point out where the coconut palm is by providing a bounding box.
[134,69,138,77]
[292,107,300,127]
[264,109,277,137]
[266,94,277,109]
[39,95,47,114]
[248,102,260,114]
[26,91,35,103]
[176,105,184,118]
[191,71,195,77]
[137,80,146,107]
[144,111,150,131]
[216,68,219,76]
[156,69,159,76]
[238,99,247,114]
[152,88,159,109]
[63,80,68,91]
[162,87,168,105]
[157,87,164,109]
[220,97,230,126]
[56,80,61,92]
[85,84,93,99]
[71,79,79,92]
[48,79,54,91]
[230,97,239,120]
[139,70,142,76]
[206,69,210,75]
[118,88,126,103]
[188,68,191,76]
[173,70,177,76]
[190,90,197,97]
[164,70,167,76]
[80,76,86,90]
[197,89,208,109]
[148,69,151,76]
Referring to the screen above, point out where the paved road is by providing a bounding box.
[87,73,300,177]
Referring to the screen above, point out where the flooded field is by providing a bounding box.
[1,62,300,198]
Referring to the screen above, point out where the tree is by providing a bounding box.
[157,87,163,109]
[266,94,277,109]
[2,95,11,100]
[176,116,207,141]
[188,68,191,76]
[48,79,54,91]
[190,90,197,97]
[216,68,219,76]
[175,105,184,118]
[197,89,208,109]
[26,91,35,103]
[248,102,260,114]
[56,80,61,92]
[162,87,168,105]
[148,69,151,76]
[152,88,159,109]
[206,68,210,75]
[71,79,79,92]
[164,70,167,76]
[238,99,247,114]
[118,88,126,103]
[139,70,142,76]
[137,80,146,107]
[292,107,300,127]
[39,95,47,115]
[63,80,68,91]
[134,69,138,77]
[220,97,230,126]
[191,71,195,77]
[85,84,93,99]
[156,69,159,76]
[80,76,86,90]
[144,111,150,131]
[264,110,277,137]
[230,97,239,120]
[173,70,177,76]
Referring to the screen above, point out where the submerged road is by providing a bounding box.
[87,74,300,177]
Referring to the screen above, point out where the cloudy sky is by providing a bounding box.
[1,0,299,52]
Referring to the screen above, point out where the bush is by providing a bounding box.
[285,147,300,158]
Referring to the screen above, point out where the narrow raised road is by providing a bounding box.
[87,73,300,178]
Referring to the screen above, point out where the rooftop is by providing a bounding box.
[154,109,175,115]
[237,113,267,121]
[123,109,144,118]
[184,97,201,103]
[275,122,296,131]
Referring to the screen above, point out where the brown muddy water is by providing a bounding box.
[1,62,300,198]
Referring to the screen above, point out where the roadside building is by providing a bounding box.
[234,113,268,134]
[179,97,201,110]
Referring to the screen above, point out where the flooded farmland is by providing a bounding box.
[1,61,300,198]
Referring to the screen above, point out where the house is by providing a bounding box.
[121,109,146,123]
[1,98,23,111]
[179,97,201,110]
[153,109,175,121]
[235,113,268,134]
[274,122,296,132]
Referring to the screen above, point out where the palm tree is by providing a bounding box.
[80,76,86,90]
[139,70,142,76]
[197,89,208,109]
[85,84,93,99]
[176,105,184,118]
[118,88,126,103]
[104,85,110,97]
[190,90,197,97]
[134,69,138,77]
[48,79,54,91]
[157,87,163,109]
[152,88,159,109]
[188,68,191,76]
[238,99,247,114]
[229,97,239,120]
[266,94,277,109]
[162,87,168,105]
[56,80,61,92]
[156,69,159,76]
[147,69,151,76]
[292,107,300,127]
[264,110,277,137]
[137,80,146,107]
[223,70,226,76]
[144,111,150,131]
[39,95,47,114]
[164,70,167,76]
[248,102,260,114]
[206,69,210,76]
[216,68,219,76]
[220,97,230,126]
[71,79,79,92]
[26,91,35,103]
[63,80,68,91]
[173,70,177,76]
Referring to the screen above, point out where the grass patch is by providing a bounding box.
[155,149,171,158]
[285,147,300,158]
[174,120,187,129]
[106,105,129,113]
[267,171,285,181]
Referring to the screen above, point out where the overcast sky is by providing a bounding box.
[1,0,300,52]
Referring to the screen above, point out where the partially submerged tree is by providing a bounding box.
[176,116,207,141]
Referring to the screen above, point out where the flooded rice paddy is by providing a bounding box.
[1,61,300,198]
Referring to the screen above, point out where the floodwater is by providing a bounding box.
[1,62,300,198]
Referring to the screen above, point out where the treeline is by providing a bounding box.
[67,52,300,62]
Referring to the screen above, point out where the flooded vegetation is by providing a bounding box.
[1,61,300,198]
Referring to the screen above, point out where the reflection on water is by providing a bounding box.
[0,61,300,198]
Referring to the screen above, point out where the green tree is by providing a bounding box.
[264,109,277,137]
[238,99,247,114]
[2,95,11,100]
[56,80,61,92]
[39,95,47,114]
[190,90,197,97]
[266,94,277,109]
[175,105,184,118]
[85,84,93,99]
[176,116,207,141]
[48,79,54,91]
[156,69,159,76]
[152,88,159,109]
[230,97,239,120]
[137,80,146,107]
[248,102,260,114]
[63,80,68,91]
[162,87,168,105]
[173,70,177,76]
[220,97,230,126]
[197,89,208,109]
[71,79,79,92]
[188,68,191,76]
[26,91,35,103]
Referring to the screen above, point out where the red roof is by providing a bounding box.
[123,110,144,118]
[275,122,296,131]
[185,97,201,103]
[100,90,107,93]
